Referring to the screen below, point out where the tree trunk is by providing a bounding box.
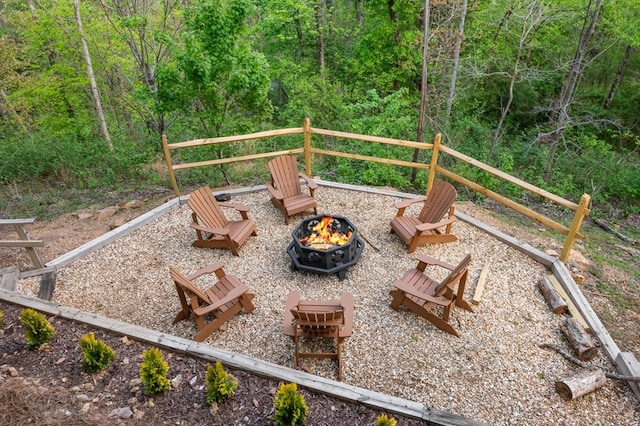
[315,0,325,73]
[73,0,113,152]
[444,0,467,126]
[412,0,430,186]
[489,1,543,165]
[541,0,602,181]
[603,44,633,109]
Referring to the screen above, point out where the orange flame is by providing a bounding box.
[300,216,353,250]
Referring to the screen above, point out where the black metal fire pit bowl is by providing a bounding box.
[287,214,364,281]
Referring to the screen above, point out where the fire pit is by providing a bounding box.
[287,214,364,281]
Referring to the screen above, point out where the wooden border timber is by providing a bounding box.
[46,198,181,269]
[0,289,486,426]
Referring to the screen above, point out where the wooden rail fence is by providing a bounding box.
[162,118,590,263]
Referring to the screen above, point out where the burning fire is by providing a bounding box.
[300,216,353,250]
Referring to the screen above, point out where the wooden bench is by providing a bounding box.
[0,218,45,269]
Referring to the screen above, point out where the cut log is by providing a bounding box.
[555,368,607,400]
[560,316,597,362]
[472,262,490,305]
[538,276,568,314]
[547,274,590,332]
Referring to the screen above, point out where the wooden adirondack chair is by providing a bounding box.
[170,262,255,342]
[266,155,318,224]
[187,186,257,256]
[389,179,458,253]
[283,290,354,381]
[389,254,474,337]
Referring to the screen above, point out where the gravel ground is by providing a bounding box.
[17,186,640,425]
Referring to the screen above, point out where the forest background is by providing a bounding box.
[1,0,639,222]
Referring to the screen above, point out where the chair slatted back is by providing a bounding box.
[267,156,302,199]
[188,186,228,228]
[418,180,457,224]
[291,306,344,336]
[169,266,211,305]
[434,253,472,295]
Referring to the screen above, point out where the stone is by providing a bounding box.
[120,199,144,209]
[572,273,586,284]
[568,249,590,271]
[94,206,119,222]
[109,407,133,419]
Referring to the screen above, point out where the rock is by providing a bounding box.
[8,366,18,377]
[109,407,133,419]
[171,374,183,388]
[94,206,119,222]
[571,272,586,284]
[568,249,590,271]
[120,200,144,209]
[76,211,93,220]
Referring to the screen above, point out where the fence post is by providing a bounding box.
[426,133,442,194]
[303,118,312,176]
[162,134,180,197]
[560,193,591,263]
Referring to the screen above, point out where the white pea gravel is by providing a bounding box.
[17,187,640,425]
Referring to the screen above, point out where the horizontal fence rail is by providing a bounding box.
[162,118,590,263]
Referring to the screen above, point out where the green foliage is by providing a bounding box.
[0,310,4,329]
[273,382,308,426]
[205,361,238,405]
[78,332,116,373]
[19,308,56,349]
[376,413,398,426]
[139,347,171,395]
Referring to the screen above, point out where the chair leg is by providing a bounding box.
[389,289,405,310]
[293,336,299,369]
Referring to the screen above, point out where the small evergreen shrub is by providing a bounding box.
[273,382,308,426]
[205,361,238,405]
[19,308,56,349]
[376,413,398,426]
[139,347,171,395]
[78,332,115,373]
[0,310,4,329]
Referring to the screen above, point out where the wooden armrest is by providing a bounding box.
[415,216,457,232]
[193,282,248,315]
[187,261,226,280]
[219,202,250,213]
[414,254,455,270]
[394,196,427,209]
[265,182,284,200]
[0,218,36,226]
[190,222,230,236]
[393,280,453,307]
[299,173,318,189]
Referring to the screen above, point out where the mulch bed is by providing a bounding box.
[0,301,432,425]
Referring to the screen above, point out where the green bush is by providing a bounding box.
[139,347,171,395]
[19,308,56,349]
[205,361,238,405]
[78,332,116,373]
[273,382,308,426]
[376,413,398,426]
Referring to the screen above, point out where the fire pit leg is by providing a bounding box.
[337,269,346,281]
